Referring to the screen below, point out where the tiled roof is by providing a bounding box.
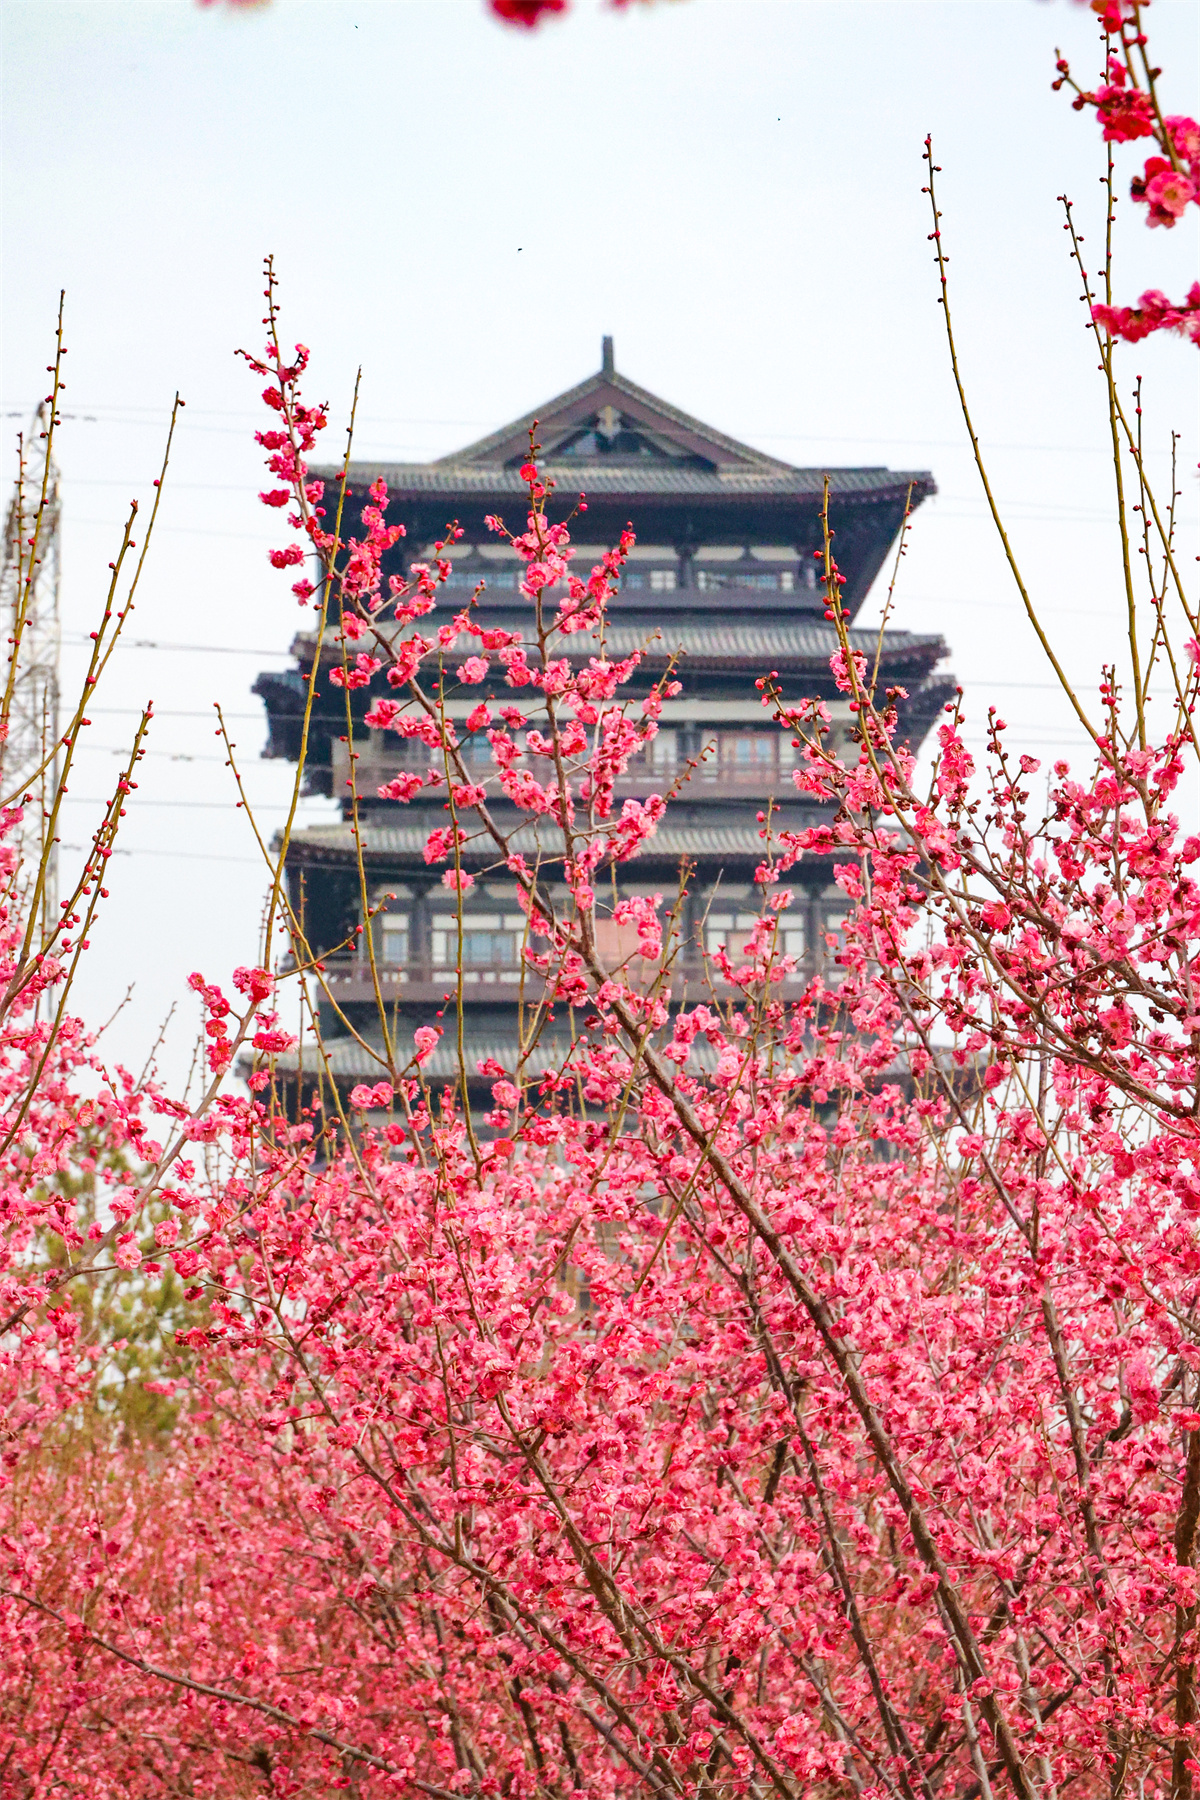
[286,819,806,864]
[314,461,932,501]
[296,620,946,671]
[595,622,942,665]
[273,1028,720,1082]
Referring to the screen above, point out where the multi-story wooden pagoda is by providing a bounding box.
[254,341,952,1099]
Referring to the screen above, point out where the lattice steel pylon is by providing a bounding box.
[0,403,62,935]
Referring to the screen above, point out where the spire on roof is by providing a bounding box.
[601,335,614,376]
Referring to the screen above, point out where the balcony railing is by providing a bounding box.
[314,948,828,1007]
[333,744,799,799]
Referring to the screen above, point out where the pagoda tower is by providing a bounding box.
[254,342,952,1103]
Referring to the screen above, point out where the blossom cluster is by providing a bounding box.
[1056,3,1200,344]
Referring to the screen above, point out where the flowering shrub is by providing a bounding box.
[5,297,1198,1794]
[0,324,322,1792]
[3,10,1199,1799]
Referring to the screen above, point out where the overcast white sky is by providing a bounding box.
[2,0,1197,1087]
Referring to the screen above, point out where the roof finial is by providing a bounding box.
[601,335,614,376]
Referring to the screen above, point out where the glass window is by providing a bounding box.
[721,733,775,769]
[649,568,677,592]
[704,911,733,954]
[822,905,847,941]
[463,930,516,967]
[697,569,789,592]
[650,727,677,768]
[459,733,493,767]
[818,905,847,980]
[705,911,804,966]
[381,916,408,965]
[391,738,439,770]
[431,915,517,969]
[705,911,760,958]
[594,918,661,968]
[630,728,676,773]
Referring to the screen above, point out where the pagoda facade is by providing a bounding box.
[254,342,952,1098]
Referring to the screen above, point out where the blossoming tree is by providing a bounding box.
[3,1,1199,1795]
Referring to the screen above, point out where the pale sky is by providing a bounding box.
[2,0,1197,1088]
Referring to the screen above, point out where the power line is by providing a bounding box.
[78,844,268,866]
[67,517,272,542]
[62,633,285,656]
[4,398,1190,461]
[79,745,255,764]
[60,795,336,811]
[85,707,265,720]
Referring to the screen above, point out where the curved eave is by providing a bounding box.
[285,624,949,683]
[281,817,830,871]
[252,669,310,748]
[310,463,937,508]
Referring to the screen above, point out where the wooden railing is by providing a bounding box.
[314,949,827,1007]
[332,743,798,798]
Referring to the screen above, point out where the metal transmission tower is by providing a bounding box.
[0,403,62,931]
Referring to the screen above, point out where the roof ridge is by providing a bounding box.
[426,359,797,475]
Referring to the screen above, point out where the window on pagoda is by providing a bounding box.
[410,544,517,593]
[628,728,677,776]
[615,547,679,593]
[751,547,799,592]
[705,912,756,959]
[622,567,679,592]
[704,911,806,969]
[594,917,662,970]
[380,914,409,968]
[382,731,494,775]
[720,733,774,773]
[783,919,807,960]
[699,569,795,591]
[384,736,431,771]
[457,731,494,770]
[462,928,516,967]
[430,912,526,982]
[816,899,848,982]
[693,547,799,592]
[710,732,796,782]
